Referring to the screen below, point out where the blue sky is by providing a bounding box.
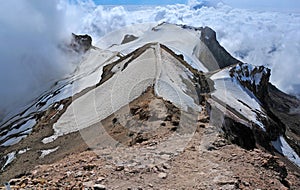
[93,0,187,5]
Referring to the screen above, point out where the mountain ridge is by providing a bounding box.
[0,23,299,188]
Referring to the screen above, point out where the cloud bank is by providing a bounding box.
[223,0,300,12]
[0,0,72,117]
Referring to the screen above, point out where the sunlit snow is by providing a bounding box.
[272,136,300,167]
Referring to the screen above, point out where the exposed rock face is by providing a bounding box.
[222,116,256,150]
[121,34,138,44]
[199,26,241,70]
[266,84,300,157]
[229,63,271,101]
[210,64,281,147]
[227,62,300,158]
[70,33,92,52]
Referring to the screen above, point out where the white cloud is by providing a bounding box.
[223,0,300,12]
[0,0,74,116]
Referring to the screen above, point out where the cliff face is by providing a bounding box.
[227,62,300,159]
[266,84,300,157]
[200,26,242,70]
[0,23,299,188]
[229,63,271,100]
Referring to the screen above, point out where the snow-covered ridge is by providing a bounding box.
[42,42,202,144]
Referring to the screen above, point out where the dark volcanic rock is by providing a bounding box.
[266,84,300,156]
[70,33,92,52]
[202,39,298,163]
[207,60,300,169]
[207,97,274,152]
[200,26,241,70]
[121,34,138,44]
[222,117,256,150]
[230,63,271,101]
[230,61,300,157]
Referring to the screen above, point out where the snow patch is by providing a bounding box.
[0,119,36,147]
[42,46,157,143]
[272,136,300,167]
[1,152,16,170]
[1,135,27,147]
[40,146,60,159]
[155,44,201,112]
[18,148,30,155]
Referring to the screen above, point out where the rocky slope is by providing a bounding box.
[0,23,299,188]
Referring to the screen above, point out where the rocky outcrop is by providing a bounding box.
[266,84,300,157]
[230,63,271,101]
[70,33,92,52]
[207,59,300,169]
[228,62,300,158]
[199,27,241,70]
[121,34,138,44]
